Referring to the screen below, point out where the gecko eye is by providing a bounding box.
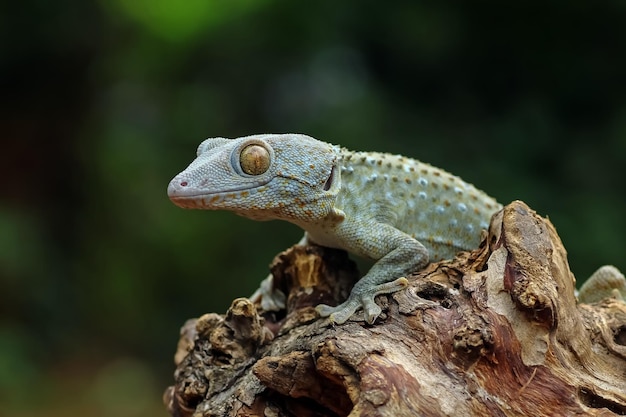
[240,144,270,175]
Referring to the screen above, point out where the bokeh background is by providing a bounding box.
[2,1,625,416]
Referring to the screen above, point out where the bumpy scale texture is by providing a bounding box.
[168,134,504,324]
[578,265,626,304]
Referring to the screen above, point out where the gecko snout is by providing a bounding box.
[167,177,188,198]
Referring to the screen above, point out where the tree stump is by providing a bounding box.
[163,201,626,417]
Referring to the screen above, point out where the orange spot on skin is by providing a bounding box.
[241,191,249,197]
[434,171,441,176]
[421,169,428,175]
[210,196,220,204]
[444,200,451,207]
[310,164,315,169]
[405,178,412,184]
[474,208,480,215]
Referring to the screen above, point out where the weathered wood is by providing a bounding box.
[164,201,626,417]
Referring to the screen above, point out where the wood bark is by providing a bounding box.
[163,201,626,417]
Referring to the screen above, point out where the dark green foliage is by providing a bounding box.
[1,1,625,414]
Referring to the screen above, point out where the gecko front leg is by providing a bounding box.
[314,221,430,324]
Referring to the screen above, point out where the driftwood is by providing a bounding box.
[163,201,626,417]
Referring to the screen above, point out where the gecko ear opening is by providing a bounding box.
[323,165,336,191]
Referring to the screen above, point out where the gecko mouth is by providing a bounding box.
[169,194,221,209]
[169,190,259,209]
[167,175,275,209]
[167,177,269,198]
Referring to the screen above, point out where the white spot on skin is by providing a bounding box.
[418,178,428,186]
[466,224,474,233]
[457,203,467,212]
[435,205,445,214]
[480,221,489,229]
[450,219,458,227]
[454,187,463,195]
[418,191,427,199]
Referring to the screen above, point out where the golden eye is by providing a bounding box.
[240,144,270,175]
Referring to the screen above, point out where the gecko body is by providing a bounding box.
[168,134,502,323]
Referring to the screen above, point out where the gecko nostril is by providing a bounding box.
[180,181,188,187]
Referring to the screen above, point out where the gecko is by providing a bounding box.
[167,134,626,323]
[578,265,625,304]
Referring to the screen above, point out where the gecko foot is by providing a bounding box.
[316,277,409,324]
[249,275,286,312]
[578,265,626,304]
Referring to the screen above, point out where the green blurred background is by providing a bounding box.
[2,1,625,415]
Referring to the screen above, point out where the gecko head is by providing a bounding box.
[167,134,342,222]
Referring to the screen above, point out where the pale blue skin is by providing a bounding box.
[168,134,503,324]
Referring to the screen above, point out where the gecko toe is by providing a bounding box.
[315,277,409,324]
[315,303,335,318]
[316,300,361,324]
[362,297,382,324]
